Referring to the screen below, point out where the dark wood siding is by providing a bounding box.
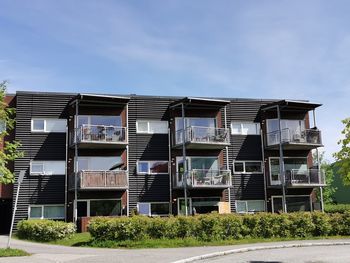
[13,92,74,226]
[128,96,174,212]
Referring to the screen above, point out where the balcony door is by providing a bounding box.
[269,157,307,185]
[77,115,122,128]
[76,156,123,171]
[175,118,216,144]
[272,196,311,213]
[266,119,305,144]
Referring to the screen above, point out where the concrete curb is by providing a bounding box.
[172,241,350,263]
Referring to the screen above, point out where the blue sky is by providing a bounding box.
[0,0,349,160]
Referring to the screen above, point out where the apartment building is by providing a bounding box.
[1,91,325,231]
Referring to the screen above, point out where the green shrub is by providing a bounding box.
[17,219,76,242]
[88,212,350,242]
[325,204,350,213]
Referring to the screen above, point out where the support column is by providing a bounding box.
[73,100,79,223]
[277,105,287,213]
[181,103,188,216]
[224,106,231,212]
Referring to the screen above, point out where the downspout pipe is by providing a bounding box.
[181,103,188,216]
[277,105,287,213]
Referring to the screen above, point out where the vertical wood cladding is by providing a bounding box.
[227,99,273,212]
[13,92,74,226]
[128,96,174,211]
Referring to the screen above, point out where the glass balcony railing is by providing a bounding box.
[77,170,128,189]
[266,128,322,146]
[271,169,325,187]
[175,126,230,146]
[176,169,231,188]
[71,124,127,145]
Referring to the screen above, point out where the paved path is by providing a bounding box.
[201,244,350,263]
[1,235,350,263]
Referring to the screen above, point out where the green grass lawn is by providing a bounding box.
[31,233,349,249]
[0,248,30,257]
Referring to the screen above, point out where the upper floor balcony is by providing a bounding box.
[175,169,231,188]
[173,126,230,149]
[266,128,322,150]
[70,124,128,149]
[74,170,128,190]
[270,168,326,188]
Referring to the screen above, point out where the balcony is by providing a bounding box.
[175,169,231,188]
[266,128,322,150]
[271,169,326,188]
[76,170,128,190]
[173,126,230,149]
[70,124,127,149]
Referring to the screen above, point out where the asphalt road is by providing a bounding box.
[201,245,350,263]
[1,235,350,263]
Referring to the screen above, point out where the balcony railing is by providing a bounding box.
[71,124,127,145]
[272,169,325,187]
[77,170,128,189]
[176,169,231,188]
[174,126,230,146]
[266,128,322,147]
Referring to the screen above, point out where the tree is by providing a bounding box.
[333,118,350,186]
[313,151,336,204]
[0,81,23,184]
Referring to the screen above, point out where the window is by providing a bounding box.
[137,202,170,216]
[272,196,311,213]
[175,117,216,131]
[136,120,168,134]
[236,200,265,213]
[30,161,65,175]
[77,115,122,128]
[77,156,122,171]
[137,161,168,174]
[31,119,66,133]
[29,205,64,219]
[0,120,6,133]
[231,122,260,135]
[77,199,122,217]
[269,157,308,185]
[233,161,262,173]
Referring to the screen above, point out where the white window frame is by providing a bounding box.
[271,195,312,213]
[76,199,122,217]
[268,157,308,185]
[136,160,169,174]
[235,200,265,214]
[233,160,263,174]
[137,202,170,216]
[136,120,168,134]
[28,204,65,219]
[30,160,66,175]
[31,118,66,133]
[231,122,260,135]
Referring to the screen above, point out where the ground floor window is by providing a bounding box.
[137,202,170,216]
[236,200,265,213]
[77,199,121,217]
[178,197,220,215]
[272,195,311,213]
[29,204,65,219]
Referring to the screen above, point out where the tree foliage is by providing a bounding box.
[313,151,336,204]
[0,81,23,184]
[333,118,350,186]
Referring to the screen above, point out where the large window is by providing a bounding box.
[137,161,168,174]
[178,197,220,215]
[175,117,216,131]
[267,119,305,133]
[29,205,65,219]
[236,200,265,213]
[77,156,122,171]
[77,115,122,128]
[176,157,218,172]
[269,157,307,184]
[272,196,311,213]
[31,119,66,133]
[233,161,262,173]
[30,161,65,175]
[77,199,122,217]
[136,120,168,134]
[137,202,170,216]
[231,122,260,135]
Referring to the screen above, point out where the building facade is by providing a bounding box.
[1,91,325,231]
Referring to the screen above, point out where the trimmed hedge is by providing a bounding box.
[17,220,76,242]
[88,212,350,242]
[324,204,350,213]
